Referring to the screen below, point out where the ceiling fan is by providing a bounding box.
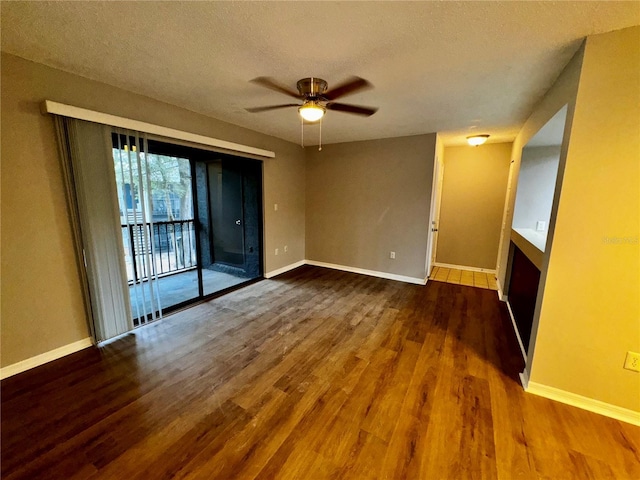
[245,76,378,122]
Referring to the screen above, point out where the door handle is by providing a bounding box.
[236,220,241,225]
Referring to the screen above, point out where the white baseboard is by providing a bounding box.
[306,260,427,285]
[506,300,528,361]
[266,259,428,286]
[496,278,507,301]
[0,337,94,380]
[433,262,496,274]
[264,260,306,278]
[525,381,640,427]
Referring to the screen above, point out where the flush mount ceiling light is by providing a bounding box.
[298,101,326,122]
[467,134,490,146]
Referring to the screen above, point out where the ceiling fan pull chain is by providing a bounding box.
[301,115,304,148]
[319,117,322,151]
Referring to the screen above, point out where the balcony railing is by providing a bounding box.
[121,220,197,283]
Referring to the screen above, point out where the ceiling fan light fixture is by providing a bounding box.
[467,134,490,146]
[298,102,325,122]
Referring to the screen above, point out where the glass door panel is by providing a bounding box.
[201,157,262,296]
[112,135,199,324]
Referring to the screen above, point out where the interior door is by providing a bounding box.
[427,154,444,275]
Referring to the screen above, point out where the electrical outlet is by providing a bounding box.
[624,351,640,372]
[536,221,546,231]
[284,245,288,253]
[390,251,396,259]
[275,248,279,256]
[274,203,278,211]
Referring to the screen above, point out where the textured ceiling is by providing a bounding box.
[2,1,638,146]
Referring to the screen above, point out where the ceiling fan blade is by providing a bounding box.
[326,102,378,116]
[245,104,300,113]
[250,77,300,99]
[323,77,372,101]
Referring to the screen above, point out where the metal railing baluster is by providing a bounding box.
[121,220,196,284]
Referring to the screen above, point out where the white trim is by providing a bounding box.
[510,228,544,270]
[433,262,496,274]
[519,368,530,389]
[525,381,640,427]
[506,300,528,361]
[264,260,306,279]
[42,100,275,159]
[306,260,427,285]
[0,338,94,380]
[496,278,507,301]
[425,149,441,276]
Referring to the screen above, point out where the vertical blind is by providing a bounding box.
[112,130,163,325]
[55,118,133,341]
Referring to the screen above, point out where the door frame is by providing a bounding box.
[124,138,265,322]
[426,139,445,278]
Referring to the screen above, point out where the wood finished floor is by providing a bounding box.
[2,266,639,480]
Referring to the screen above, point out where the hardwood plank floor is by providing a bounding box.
[2,265,638,479]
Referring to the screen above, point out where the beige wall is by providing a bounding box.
[1,53,306,367]
[436,143,512,270]
[529,27,640,411]
[305,135,436,281]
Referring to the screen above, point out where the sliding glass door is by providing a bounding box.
[111,134,263,325]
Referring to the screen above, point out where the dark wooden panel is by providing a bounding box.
[508,244,541,350]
